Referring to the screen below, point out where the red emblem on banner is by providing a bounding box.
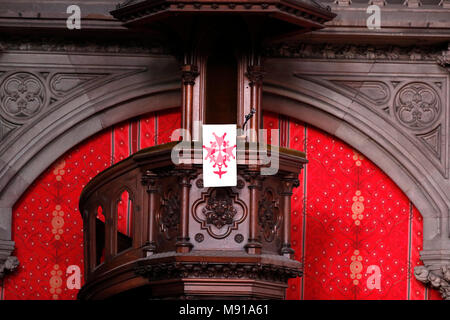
[203,132,236,179]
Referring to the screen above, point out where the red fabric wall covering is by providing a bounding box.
[263,112,431,300]
[1,108,437,300]
[2,108,178,300]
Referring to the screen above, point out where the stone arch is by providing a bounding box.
[0,74,181,243]
[0,62,448,274]
[262,77,450,270]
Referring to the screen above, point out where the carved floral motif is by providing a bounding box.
[203,190,237,229]
[331,80,390,106]
[0,37,168,54]
[394,82,441,129]
[0,72,46,121]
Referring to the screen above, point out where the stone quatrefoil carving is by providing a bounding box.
[394,82,441,129]
[193,188,247,239]
[0,72,46,122]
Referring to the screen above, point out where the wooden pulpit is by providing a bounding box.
[78,0,335,299]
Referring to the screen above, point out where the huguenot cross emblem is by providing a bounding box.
[203,132,236,179]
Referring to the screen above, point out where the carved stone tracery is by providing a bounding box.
[0,65,148,143]
[135,260,302,283]
[330,80,390,106]
[414,265,450,300]
[394,82,441,130]
[203,189,237,229]
[0,72,46,122]
[0,36,168,54]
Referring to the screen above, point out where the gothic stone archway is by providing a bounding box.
[0,44,449,296]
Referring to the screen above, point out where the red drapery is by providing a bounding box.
[0,109,439,300]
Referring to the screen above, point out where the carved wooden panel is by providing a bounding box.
[192,186,247,239]
[155,175,180,253]
[258,182,283,254]
[189,175,249,250]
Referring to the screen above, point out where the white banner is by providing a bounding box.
[202,124,237,187]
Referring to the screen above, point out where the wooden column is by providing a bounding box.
[245,171,263,254]
[246,65,264,143]
[280,174,299,258]
[181,64,199,141]
[104,201,114,261]
[141,171,158,256]
[176,169,196,253]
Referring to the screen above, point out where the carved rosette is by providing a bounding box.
[330,80,390,106]
[49,73,103,97]
[394,82,441,130]
[414,265,450,300]
[156,189,180,240]
[258,188,282,243]
[0,72,46,122]
[193,188,247,239]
